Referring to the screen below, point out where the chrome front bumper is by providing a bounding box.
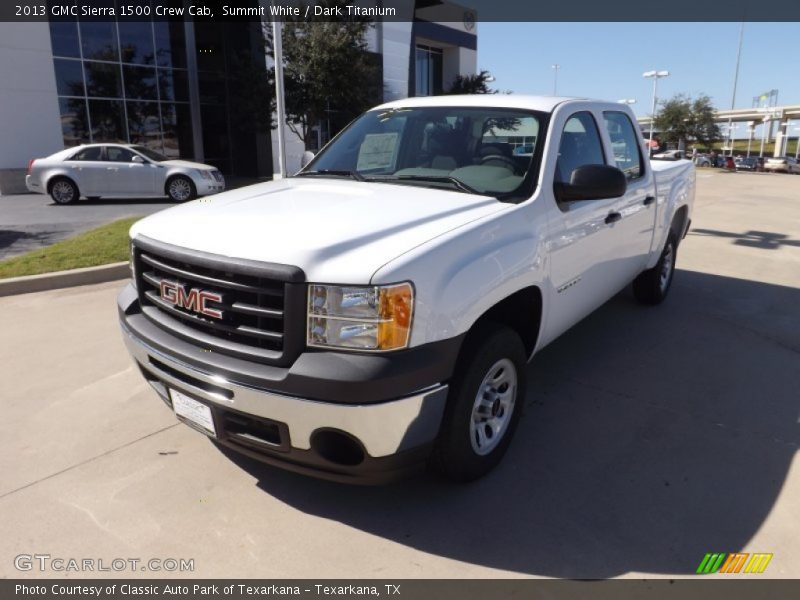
[121,320,448,461]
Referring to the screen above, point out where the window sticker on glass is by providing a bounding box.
[356,132,399,171]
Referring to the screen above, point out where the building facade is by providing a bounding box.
[0,1,477,193]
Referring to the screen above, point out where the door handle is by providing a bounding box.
[643,195,656,206]
[605,212,622,224]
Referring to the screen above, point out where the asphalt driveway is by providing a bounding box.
[0,171,798,578]
[0,193,173,259]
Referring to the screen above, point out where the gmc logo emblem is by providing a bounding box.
[159,279,223,320]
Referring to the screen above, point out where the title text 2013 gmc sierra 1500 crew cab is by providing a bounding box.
[118,95,695,483]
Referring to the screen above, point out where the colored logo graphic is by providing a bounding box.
[696,553,773,574]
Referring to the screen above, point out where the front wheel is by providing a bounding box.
[432,323,527,482]
[633,233,678,305]
[166,176,196,202]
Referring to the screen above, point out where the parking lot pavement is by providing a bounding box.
[0,193,173,260]
[0,171,798,579]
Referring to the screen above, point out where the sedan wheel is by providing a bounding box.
[167,176,195,202]
[50,179,78,204]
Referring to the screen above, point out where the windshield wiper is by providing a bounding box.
[295,169,365,181]
[365,174,483,195]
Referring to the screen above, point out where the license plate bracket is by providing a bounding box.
[169,389,216,437]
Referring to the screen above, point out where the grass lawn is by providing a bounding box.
[0,217,138,279]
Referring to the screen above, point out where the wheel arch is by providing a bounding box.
[163,172,196,196]
[46,173,79,195]
[464,285,543,361]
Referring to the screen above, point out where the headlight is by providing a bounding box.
[307,283,414,351]
[196,169,212,180]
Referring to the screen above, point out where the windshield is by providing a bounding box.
[132,146,168,162]
[301,106,543,197]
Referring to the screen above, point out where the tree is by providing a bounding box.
[654,94,720,149]
[445,70,498,95]
[279,1,382,149]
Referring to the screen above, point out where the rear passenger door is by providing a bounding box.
[601,111,657,277]
[544,111,630,342]
[64,146,105,196]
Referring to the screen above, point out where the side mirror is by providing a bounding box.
[555,164,627,202]
[300,150,315,168]
[131,155,145,164]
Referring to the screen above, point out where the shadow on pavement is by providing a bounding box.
[217,269,800,577]
[0,228,70,257]
[691,228,800,250]
[75,197,175,206]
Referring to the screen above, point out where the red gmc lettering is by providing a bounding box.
[159,280,222,319]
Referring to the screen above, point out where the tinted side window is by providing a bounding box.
[106,147,137,162]
[69,147,103,161]
[604,111,644,180]
[555,112,606,184]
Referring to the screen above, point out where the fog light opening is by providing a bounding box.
[311,430,366,467]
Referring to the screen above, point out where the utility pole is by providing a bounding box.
[726,22,744,156]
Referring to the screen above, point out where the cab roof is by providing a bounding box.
[373,94,594,113]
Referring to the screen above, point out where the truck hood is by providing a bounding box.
[130,177,509,282]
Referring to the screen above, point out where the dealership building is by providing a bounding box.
[0,1,478,194]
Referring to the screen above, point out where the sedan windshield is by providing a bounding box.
[132,146,168,162]
[300,107,542,198]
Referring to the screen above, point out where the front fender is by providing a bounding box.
[371,202,548,349]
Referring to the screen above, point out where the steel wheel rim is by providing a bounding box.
[470,358,518,456]
[169,178,191,201]
[52,181,74,203]
[660,243,674,292]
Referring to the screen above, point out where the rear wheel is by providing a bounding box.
[633,233,677,305]
[166,176,196,202]
[432,323,527,482]
[49,178,78,204]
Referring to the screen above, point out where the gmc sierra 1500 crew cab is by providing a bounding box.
[118,95,695,483]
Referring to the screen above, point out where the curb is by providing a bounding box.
[0,261,129,297]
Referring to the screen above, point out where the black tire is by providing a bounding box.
[431,323,527,482]
[166,175,196,202]
[49,177,79,205]
[633,233,678,305]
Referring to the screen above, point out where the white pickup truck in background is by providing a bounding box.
[118,95,694,483]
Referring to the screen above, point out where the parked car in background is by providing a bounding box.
[26,144,225,204]
[694,154,712,167]
[734,156,759,171]
[652,149,684,160]
[763,156,800,174]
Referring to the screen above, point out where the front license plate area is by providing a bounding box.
[170,389,216,437]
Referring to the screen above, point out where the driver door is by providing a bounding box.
[104,146,156,196]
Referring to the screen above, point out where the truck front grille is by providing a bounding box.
[132,236,305,366]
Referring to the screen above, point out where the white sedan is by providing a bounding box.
[25,144,225,204]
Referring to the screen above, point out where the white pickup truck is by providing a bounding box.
[118,95,694,483]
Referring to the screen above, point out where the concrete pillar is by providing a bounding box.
[773,118,789,157]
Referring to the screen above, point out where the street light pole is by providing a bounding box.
[272,3,287,179]
[726,22,744,157]
[551,64,560,96]
[643,70,670,151]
